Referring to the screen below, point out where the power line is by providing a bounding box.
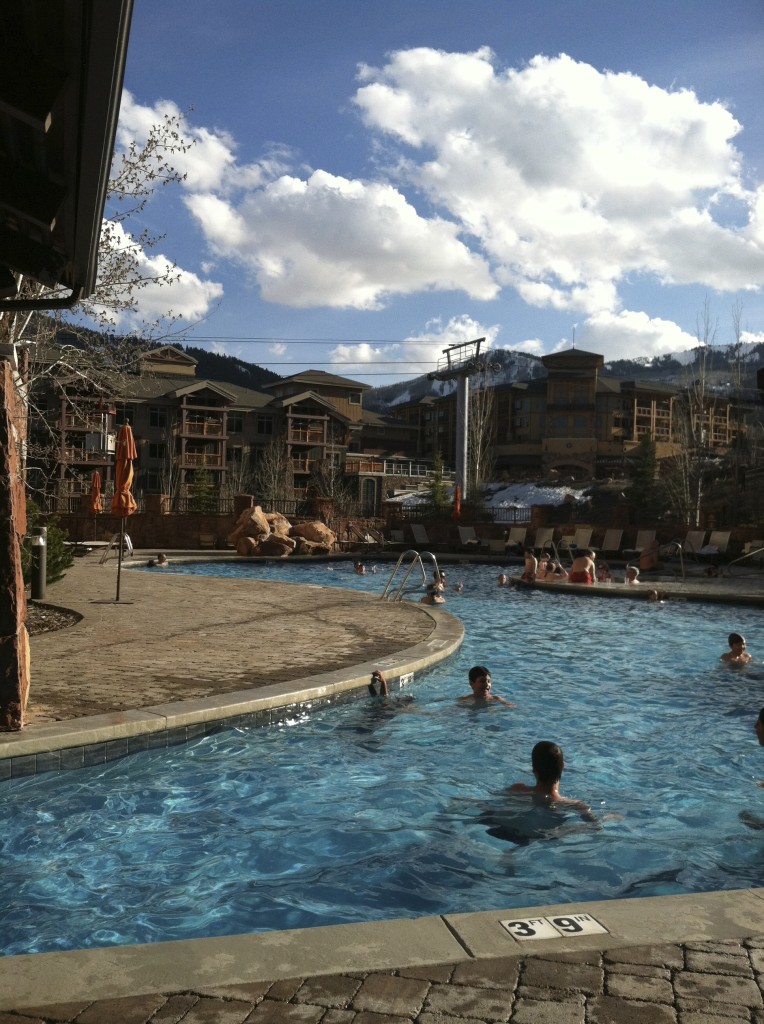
[185,336,450,345]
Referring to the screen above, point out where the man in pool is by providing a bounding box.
[520,547,537,582]
[569,549,596,585]
[508,741,593,816]
[721,632,752,664]
[458,666,515,707]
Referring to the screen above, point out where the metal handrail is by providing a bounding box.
[380,549,440,602]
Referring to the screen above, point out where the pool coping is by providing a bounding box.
[3,888,764,1009]
[0,602,464,768]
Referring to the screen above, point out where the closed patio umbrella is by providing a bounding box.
[452,484,461,521]
[90,470,103,512]
[90,470,102,541]
[110,424,137,602]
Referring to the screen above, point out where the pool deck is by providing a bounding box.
[3,552,764,1021]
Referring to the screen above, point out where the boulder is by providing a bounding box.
[293,537,325,556]
[289,520,336,548]
[265,511,292,537]
[227,505,270,546]
[236,535,260,556]
[260,534,297,557]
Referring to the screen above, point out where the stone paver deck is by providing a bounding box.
[3,551,764,1022]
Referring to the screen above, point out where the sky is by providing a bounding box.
[89,0,764,385]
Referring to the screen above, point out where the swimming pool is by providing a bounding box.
[1,560,762,956]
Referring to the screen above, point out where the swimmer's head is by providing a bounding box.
[627,566,639,580]
[531,741,564,785]
[729,632,746,650]
[468,666,492,696]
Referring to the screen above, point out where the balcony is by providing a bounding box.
[291,458,316,474]
[182,452,223,468]
[176,419,224,438]
[62,447,114,464]
[343,458,448,478]
[288,428,325,444]
[63,413,113,430]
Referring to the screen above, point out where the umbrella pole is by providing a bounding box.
[116,519,124,602]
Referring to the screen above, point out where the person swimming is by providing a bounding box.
[721,632,752,665]
[457,666,515,707]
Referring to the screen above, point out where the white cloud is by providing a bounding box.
[269,342,287,356]
[185,170,496,309]
[89,220,223,328]
[328,313,499,375]
[354,49,764,313]
[513,338,545,356]
[572,309,697,361]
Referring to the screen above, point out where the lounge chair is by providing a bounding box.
[622,530,656,560]
[388,529,406,547]
[486,538,506,554]
[698,531,731,565]
[677,530,707,559]
[410,524,430,547]
[558,527,593,556]
[506,527,527,553]
[533,527,555,553]
[593,529,623,558]
[458,525,487,548]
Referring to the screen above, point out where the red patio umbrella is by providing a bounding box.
[90,470,103,512]
[452,484,462,521]
[90,470,102,541]
[110,424,137,601]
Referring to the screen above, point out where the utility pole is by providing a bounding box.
[428,338,500,500]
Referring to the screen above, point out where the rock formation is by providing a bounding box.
[227,506,336,557]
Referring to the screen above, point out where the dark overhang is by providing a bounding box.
[0,0,133,311]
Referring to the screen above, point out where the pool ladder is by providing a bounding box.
[380,549,441,601]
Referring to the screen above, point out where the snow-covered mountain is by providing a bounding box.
[365,342,764,412]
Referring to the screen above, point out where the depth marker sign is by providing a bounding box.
[500,913,609,942]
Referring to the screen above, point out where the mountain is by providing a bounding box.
[181,346,281,390]
[364,343,764,411]
[364,350,544,411]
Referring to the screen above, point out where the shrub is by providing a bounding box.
[21,499,74,585]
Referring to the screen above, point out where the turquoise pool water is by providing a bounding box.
[1,560,763,956]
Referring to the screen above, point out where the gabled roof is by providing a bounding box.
[171,380,236,401]
[100,373,273,409]
[269,389,353,423]
[263,369,370,391]
[141,345,198,368]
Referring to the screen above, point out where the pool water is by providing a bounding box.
[1,560,763,956]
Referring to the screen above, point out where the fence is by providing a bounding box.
[397,504,530,524]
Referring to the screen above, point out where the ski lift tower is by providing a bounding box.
[427,337,500,500]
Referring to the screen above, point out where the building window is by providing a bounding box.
[228,412,244,433]
[149,406,167,429]
[257,416,273,435]
[349,393,361,405]
[114,403,137,425]
[148,442,165,460]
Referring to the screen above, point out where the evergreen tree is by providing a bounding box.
[421,453,452,519]
[188,468,217,513]
[627,436,664,522]
[21,500,74,586]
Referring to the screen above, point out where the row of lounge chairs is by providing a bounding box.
[385,524,739,561]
